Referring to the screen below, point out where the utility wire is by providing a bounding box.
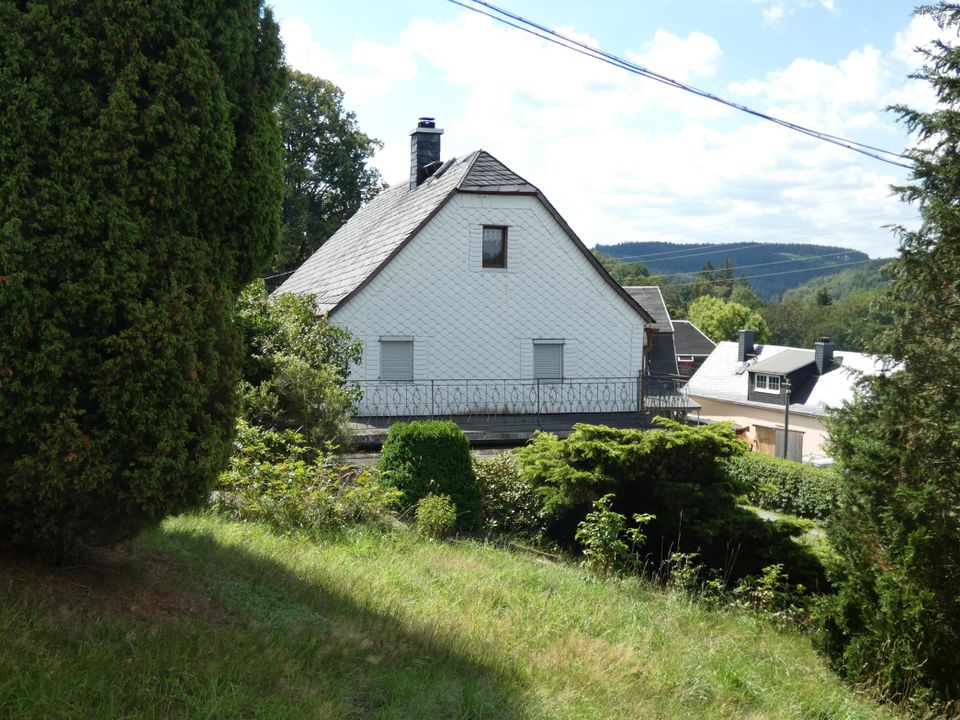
[668,258,876,287]
[639,246,888,280]
[606,212,915,263]
[448,0,914,169]
[619,193,915,246]
[262,269,296,281]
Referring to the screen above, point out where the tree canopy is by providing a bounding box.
[687,296,770,343]
[270,72,383,277]
[0,0,284,559]
[820,3,960,705]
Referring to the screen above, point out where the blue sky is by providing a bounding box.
[270,0,943,259]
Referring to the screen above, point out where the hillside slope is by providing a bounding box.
[1,514,895,719]
[783,258,892,303]
[594,242,870,299]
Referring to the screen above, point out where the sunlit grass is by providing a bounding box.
[0,514,893,719]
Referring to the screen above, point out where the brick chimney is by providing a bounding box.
[410,117,443,189]
[737,329,756,363]
[815,337,835,374]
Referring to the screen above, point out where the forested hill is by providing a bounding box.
[593,242,870,299]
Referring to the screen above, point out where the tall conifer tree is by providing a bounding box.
[0,0,284,558]
[822,3,960,704]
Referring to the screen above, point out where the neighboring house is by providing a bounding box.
[276,118,675,420]
[624,286,678,376]
[671,320,715,378]
[687,329,886,460]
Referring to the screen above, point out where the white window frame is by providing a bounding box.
[533,339,564,382]
[379,337,413,382]
[754,373,782,394]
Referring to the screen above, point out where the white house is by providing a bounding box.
[687,330,887,459]
[276,119,667,419]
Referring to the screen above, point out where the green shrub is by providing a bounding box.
[0,0,284,560]
[379,421,482,530]
[212,422,401,532]
[414,494,457,540]
[516,421,825,587]
[575,494,653,576]
[236,281,362,446]
[724,454,839,522]
[473,454,546,538]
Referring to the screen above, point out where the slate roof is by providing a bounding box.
[672,320,716,356]
[624,287,672,332]
[648,332,680,375]
[687,341,887,416]
[275,150,655,324]
[749,349,815,375]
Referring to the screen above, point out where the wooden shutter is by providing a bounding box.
[380,340,413,381]
[533,341,563,380]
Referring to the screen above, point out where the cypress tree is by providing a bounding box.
[0,0,284,559]
[820,3,960,704]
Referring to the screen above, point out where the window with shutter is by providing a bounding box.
[533,340,563,381]
[380,339,413,381]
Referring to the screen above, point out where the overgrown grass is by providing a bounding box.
[0,514,893,719]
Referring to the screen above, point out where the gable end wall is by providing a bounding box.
[334,192,646,381]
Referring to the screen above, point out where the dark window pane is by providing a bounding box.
[482,226,506,268]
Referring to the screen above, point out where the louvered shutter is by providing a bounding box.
[380,340,413,381]
[533,341,563,381]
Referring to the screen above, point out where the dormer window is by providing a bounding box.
[754,373,781,393]
[482,226,507,268]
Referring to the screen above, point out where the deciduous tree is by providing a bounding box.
[687,296,770,343]
[270,72,383,276]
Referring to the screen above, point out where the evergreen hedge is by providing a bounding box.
[516,421,825,586]
[0,0,284,559]
[723,454,839,522]
[379,421,482,530]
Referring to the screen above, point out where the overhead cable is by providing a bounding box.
[448,0,913,169]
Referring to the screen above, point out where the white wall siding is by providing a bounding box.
[336,193,646,412]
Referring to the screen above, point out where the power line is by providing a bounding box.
[668,258,877,287]
[262,269,296,281]
[641,246,889,279]
[448,0,914,169]
[617,191,915,246]
[604,212,915,263]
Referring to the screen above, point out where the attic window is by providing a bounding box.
[754,373,781,394]
[482,226,507,268]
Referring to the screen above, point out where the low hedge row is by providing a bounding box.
[723,453,839,522]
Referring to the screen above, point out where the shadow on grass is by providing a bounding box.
[0,519,529,719]
[147,520,529,719]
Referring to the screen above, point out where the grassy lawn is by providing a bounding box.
[1,514,891,719]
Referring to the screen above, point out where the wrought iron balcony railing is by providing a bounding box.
[352,375,694,420]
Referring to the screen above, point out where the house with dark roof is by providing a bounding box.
[624,286,678,376]
[687,330,887,459]
[671,320,715,378]
[277,119,682,422]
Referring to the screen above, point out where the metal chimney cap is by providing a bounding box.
[417,117,436,128]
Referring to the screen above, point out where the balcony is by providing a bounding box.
[350,375,699,444]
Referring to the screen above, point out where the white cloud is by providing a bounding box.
[755,0,839,29]
[281,8,924,259]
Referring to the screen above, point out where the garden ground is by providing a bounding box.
[0,514,892,719]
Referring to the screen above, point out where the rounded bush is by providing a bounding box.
[415,494,457,540]
[379,420,482,530]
